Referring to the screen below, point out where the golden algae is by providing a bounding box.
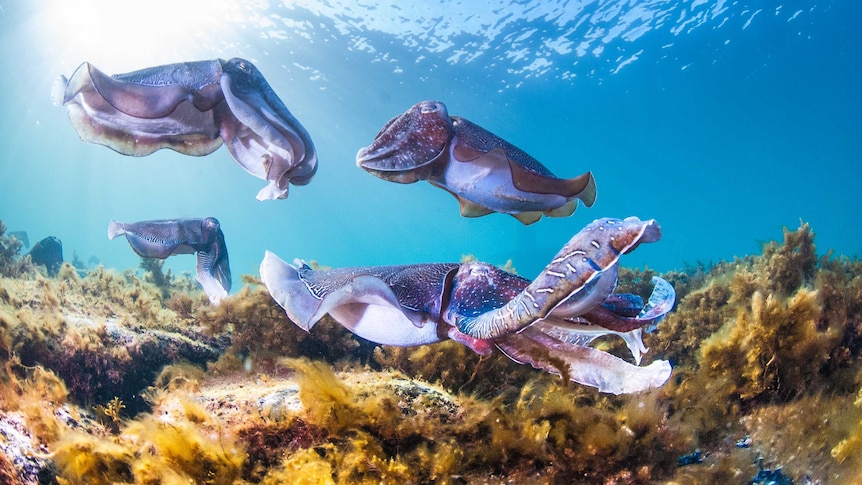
[0,219,862,482]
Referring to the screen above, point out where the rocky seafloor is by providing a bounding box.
[1,219,862,484]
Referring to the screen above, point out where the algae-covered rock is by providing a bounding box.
[1,221,862,484]
[1,266,227,416]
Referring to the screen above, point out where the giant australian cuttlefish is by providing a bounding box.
[356,100,596,225]
[261,217,674,394]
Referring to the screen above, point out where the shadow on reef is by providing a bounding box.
[2,219,862,483]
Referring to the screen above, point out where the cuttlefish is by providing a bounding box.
[260,217,673,394]
[356,100,596,224]
[108,218,231,304]
[53,58,317,201]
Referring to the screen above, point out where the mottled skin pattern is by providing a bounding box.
[108,218,231,304]
[261,217,675,393]
[297,262,458,317]
[356,100,597,224]
[355,101,452,183]
[54,58,316,200]
[455,217,662,339]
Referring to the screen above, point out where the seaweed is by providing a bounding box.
[51,395,245,485]
[0,221,34,278]
[2,220,862,483]
[198,278,363,370]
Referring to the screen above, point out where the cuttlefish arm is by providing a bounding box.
[534,276,676,365]
[108,218,231,304]
[356,100,596,224]
[455,217,662,339]
[218,59,317,201]
[495,328,672,394]
[53,58,317,201]
[260,251,456,347]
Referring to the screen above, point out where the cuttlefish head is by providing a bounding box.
[356,100,453,183]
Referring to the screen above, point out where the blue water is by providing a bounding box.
[0,1,859,287]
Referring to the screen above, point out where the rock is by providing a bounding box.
[29,237,63,277]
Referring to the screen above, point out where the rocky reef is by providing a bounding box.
[0,220,861,483]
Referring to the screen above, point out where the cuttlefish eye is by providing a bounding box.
[238,61,251,72]
[419,101,440,114]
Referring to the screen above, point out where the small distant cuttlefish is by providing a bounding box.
[108,218,231,304]
[357,100,596,224]
[53,58,317,201]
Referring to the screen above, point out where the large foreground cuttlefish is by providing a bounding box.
[260,217,674,394]
[356,100,596,224]
[108,218,231,304]
[53,58,317,201]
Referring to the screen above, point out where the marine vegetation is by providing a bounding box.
[2,219,862,483]
[0,221,35,278]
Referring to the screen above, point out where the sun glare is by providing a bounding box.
[38,0,250,73]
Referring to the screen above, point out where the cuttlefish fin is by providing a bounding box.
[545,199,577,218]
[457,196,495,218]
[513,211,543,225]
[496,327,671,394]
[452,144,597,208]
[260,251,409,331]
[429,182,495,218]
[508,160,597,206]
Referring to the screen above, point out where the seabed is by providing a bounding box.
[1,220,862,484]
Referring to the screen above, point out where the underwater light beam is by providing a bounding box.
[38,0,249,72]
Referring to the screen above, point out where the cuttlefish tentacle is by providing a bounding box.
[456,217,661,339]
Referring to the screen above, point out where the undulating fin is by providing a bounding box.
[508,160,597,205]
[513,211,543,225]
[88,63,206,119]
[545,199,577,218]
[456,196,495,218]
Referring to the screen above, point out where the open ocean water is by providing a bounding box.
[0,0,859,288]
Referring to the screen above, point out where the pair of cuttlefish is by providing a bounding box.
[55,59,673,393]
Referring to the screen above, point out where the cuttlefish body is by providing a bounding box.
[108,218,231,304]
[54,58,317,201]
[261,217,674,394]
[356,101,596,224]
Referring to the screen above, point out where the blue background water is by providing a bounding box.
[0,1,859,289]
